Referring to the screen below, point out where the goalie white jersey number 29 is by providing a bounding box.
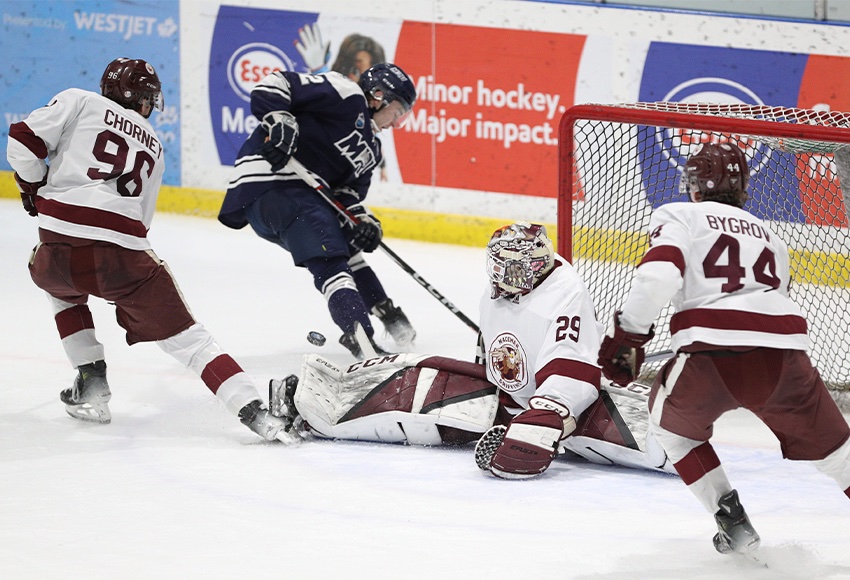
[479,256,603,419]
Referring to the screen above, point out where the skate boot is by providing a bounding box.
[339,321,390,360]
[269,375,308,438]
[238,399,300,445]
[372,298,416,346]
[712,489,761,554]
[60,360,112,424]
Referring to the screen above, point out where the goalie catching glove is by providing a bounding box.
[475,396,576,480]
[347,204,383,252]
[598,311,654,387]
[259,111,299,171]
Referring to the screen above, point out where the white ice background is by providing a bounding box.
[1,200,848,579]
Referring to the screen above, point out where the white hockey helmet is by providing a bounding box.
[486,222,554,300]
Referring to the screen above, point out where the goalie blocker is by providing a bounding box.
[283,353,675,475]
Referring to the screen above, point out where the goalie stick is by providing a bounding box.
[287,158,481,333]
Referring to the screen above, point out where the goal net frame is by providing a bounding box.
[558,102,850,408]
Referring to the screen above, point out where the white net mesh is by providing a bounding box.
[560,102,850,411]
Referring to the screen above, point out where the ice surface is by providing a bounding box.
[1,200,848,578]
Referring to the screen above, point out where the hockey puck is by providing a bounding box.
[306,331,326,346]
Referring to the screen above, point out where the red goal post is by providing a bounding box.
[558,102,850,405]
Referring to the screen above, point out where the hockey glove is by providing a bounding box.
[15,172,46,217]
[259,111,299,172]
[348,204,383,253]
[598,311,655,387]
[476,397,576,480]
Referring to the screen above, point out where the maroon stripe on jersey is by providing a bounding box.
[54,305,95,339]
[535,358,601,391]
[670,309,808,335]
[200,354,244,394]
[9,121,49,159]
[38,198,148,239]
[674,441,721,485]
[844,486,849,499]
[639,245,686,277]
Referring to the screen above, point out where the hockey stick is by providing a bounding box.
[287,158,481,333]
[602,379,651,401]
[602,349,675,401]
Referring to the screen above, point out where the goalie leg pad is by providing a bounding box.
[293,354,499,445]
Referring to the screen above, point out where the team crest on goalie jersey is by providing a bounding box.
[488,333,528,392]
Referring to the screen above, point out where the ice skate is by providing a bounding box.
[372,298,416,346]
[712,489,761,554]
[238,399,300,444]
[269,375,309,438]
[339,321,390,360]
[60,360,112,424]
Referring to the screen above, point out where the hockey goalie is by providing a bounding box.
[270,222,675,479]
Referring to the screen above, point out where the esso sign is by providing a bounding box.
[227,43,295,102]
[656,77,768,175]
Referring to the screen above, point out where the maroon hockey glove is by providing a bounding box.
[260,111,299,172]
[482,407,565,479]
[598,311,654,387]
[15,172,46,217]
[348,204,383,253]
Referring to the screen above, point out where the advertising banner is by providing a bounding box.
[206,5,584,198]
[208,5,403,169]
[394,22,585,198]
[0,0,181,184]
[638,42,850,227]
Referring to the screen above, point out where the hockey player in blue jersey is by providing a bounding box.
[219,63,417,358]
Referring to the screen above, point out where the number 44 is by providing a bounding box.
[703,233,780,293]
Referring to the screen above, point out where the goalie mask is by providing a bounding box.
[486,222,554,300]
[682,142,749,207]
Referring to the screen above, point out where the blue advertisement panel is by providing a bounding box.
[638,43,809,223]
[209,5,319,165]
[0,0,180,184]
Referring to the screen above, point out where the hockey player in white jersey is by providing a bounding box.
[6,57,297,443]
[270,222,674,479]
[598,142,850,555]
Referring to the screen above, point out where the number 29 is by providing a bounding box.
[556,315,581,342]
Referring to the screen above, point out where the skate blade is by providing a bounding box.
[65,402,112,424]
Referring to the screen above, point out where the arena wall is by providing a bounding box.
[3,0,850,248]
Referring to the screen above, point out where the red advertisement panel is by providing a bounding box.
[797,55,850,227]
[394,22,585,197]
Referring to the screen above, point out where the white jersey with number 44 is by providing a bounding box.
[478,256,603,418]
[7,88,164,250]
[620,201,809,352]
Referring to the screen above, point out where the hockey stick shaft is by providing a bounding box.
[287,159,481,333]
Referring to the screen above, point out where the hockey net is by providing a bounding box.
[559,102,850,411]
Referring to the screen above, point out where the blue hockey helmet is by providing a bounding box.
[359,63,416,112]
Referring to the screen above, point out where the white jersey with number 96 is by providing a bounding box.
[7,88,165,250]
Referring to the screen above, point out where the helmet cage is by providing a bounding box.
[486,222,554,300]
